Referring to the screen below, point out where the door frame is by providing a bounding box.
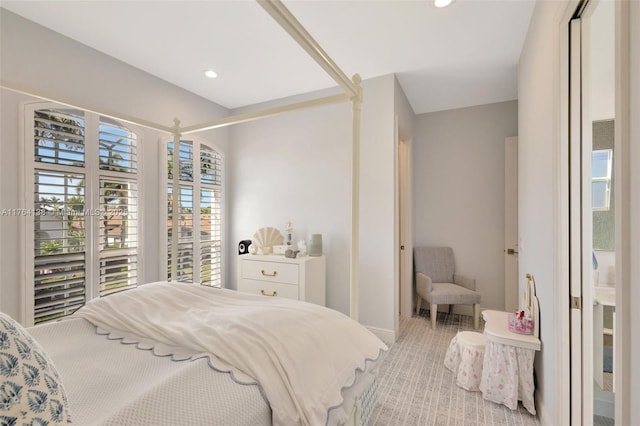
[504,136,519,313]
[612,1,631,423]
[569,16,585,424]
[556,4,580,425]
[397,124,413,321]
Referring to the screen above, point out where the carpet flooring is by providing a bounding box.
[371,310,540,426]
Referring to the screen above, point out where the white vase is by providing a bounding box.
[308,234,323,256]
[297,240,307,257]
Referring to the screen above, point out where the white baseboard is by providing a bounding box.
[536,390,550,425]
[365,325,396,345]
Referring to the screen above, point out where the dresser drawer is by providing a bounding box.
[237,254,325,306]
[241,259,299,285]
[238,279,299,300]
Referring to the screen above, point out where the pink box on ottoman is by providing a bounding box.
[508,313,534,335]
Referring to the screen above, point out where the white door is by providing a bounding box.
[398,135,413,319]
[569,17,588,425]
[398,137,405,316]
[570,2,617,423]
[504,136,519,313]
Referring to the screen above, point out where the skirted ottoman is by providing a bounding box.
[444,331,487,391]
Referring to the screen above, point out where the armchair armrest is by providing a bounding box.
[416,272,433,295]
[454,273,476,291]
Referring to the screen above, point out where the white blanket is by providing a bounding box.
[29,318,272,425]
[73,282,387,426]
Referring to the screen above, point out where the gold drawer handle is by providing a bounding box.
[260,289,278,297]
[261,269,277,277]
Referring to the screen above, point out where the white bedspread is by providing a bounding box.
[29,318,272,425]
[73,281,387,426]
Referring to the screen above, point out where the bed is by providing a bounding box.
[1,1,377,424]
[2,282,386,425]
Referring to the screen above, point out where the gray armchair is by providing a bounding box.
[414,247,481,329]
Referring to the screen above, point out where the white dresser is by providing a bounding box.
[237,254,326,306]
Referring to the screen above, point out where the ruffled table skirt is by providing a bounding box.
[479,340,536,415]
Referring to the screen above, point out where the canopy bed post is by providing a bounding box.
[350,74,362,321]
[256,0,358,98]
[257,0,362,320]
[170,118,181,282]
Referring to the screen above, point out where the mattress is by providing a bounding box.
[29,316,381,425]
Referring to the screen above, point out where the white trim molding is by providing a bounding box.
[365,325,396,346]
[614,0,631,424]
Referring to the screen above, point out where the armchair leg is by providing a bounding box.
[473,304,480,330]
[430,304,437,329]
[448,304,454,314]
[416,295,422,316]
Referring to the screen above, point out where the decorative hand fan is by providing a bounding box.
[252,227,284,252]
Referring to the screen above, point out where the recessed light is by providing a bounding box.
[204,70,218,79]
[434,0,453,7]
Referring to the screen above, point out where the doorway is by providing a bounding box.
[568,0,618,423]
[398,133,413,320]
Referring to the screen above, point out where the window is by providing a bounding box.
[26,104,140,325]
[166,140,222,286]
[592,149,612,210]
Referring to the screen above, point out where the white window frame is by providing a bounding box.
[592,148,613,211]
[160,137,225,287]
[21,101,144,326]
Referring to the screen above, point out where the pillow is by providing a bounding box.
[0,312,71,424]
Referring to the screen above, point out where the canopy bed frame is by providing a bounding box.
[1,2,378,425]
[1,0,363,321]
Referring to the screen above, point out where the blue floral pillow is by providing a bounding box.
[0,312,71,424]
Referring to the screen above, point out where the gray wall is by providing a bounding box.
[517,2,566,422]
[0,9,229,130]
[413,100,518,314]
[228,75,401,341]
[228,95,352,314]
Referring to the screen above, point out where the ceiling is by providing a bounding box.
[1,0,536,115]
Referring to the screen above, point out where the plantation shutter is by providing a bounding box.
[32,108,87,323]
[200,145,222,186]
[33,172,86,323]
[176,186,194,282]
[179,141,194,181]
[199,145,222,287]
[167,141,222,286]
[99,119,137,173]
[167,141,194,282]
[98,119,139,295]
[167,185,194,283]
[29,106,141,325]
[34,109,85,167]
[98,177,138,295]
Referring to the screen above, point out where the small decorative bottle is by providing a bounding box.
[286,221,293,245]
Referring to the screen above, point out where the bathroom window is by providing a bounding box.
[592,149,612,211]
